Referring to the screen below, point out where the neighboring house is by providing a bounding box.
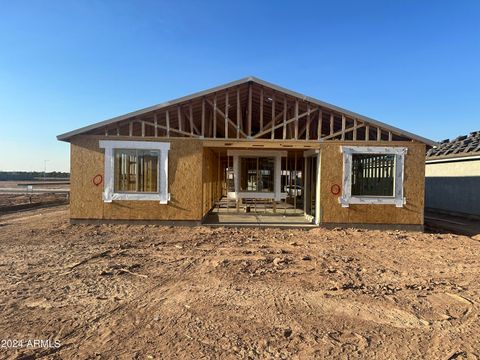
[426,131,480,217]
[57,77,435,229]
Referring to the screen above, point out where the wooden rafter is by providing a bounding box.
[90,81,415,143]
[253,107,319,139]
[205,98,248,138]
[321,122,365,141]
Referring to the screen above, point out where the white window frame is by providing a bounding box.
[339,146,407,208]
[227,150,287,201]
[99,140,170,203]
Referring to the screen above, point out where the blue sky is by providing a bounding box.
[0,0,479,172]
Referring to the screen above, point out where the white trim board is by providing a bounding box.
[227,150,287,201]
[339,146,407,207]
[99,140,170,203]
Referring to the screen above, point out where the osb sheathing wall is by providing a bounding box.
[70,135,204,221]
[320,142,426,225]
[202,148,222,217]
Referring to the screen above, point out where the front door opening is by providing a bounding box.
[213,150,305,216]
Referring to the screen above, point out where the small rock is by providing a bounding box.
[283,328,293,338]
[302,255,312,261]
[273,257,284,267]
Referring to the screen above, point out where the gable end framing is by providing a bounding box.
[57,77,436,146]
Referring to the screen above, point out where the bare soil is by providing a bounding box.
[0,205,479,359]
[0,193,67,208]
[0,182,69,209]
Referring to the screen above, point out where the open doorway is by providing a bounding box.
[304,153,319,223]
[206,148,305,217]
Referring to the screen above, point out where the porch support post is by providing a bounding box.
[303,155,309,216]
[315,153,321,225]
[274,155,282,202]
[233,155,240,211]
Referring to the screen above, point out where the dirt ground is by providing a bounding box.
[0,193,67,208]
[0,181,69,208]
[0,206,479,359]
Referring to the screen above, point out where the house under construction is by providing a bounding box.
[57,77,435,229]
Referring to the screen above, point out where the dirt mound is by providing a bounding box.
[0,206,479,359]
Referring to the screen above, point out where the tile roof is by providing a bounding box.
[426,130,480,159]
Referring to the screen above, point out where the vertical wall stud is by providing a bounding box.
[225,90,229,139]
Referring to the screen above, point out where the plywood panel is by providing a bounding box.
[70,135,203,221]
[70,137,104,219]
[202,148,222,216]
[320,141,425,225]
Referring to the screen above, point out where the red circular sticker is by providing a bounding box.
[331,184,341,195]
[93,174,103,186]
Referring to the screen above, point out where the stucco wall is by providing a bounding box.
[70,135,204,221]
[319,142,426,225]
[426,159,480,177]
[425,158,480,216]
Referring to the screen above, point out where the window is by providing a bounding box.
[351,154,395,196]
[240,157,275,192]
[99,140,170,203]
[339,146,407,207]
[227,150,286,201]
[114,149,159,193]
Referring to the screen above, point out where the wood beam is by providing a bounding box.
[166,110,170,137]
[225,90,229,139]
[236,87,241,139]
[329,113,334,135]
[201,97,205,138]
[142,119,199,138]
[260,87,264,131]
[248,83,252,137]
[306,104,311,140]
[365,125,370,141]
[377,127,381,141]
[263,100,290,130]
[353,118,357,141]
[154,113,158,137]
[283,96,287,140]
[294,99,299,140]
[317,109,322,140]
[253,107,319,139]
[183,106,200,135]
[341,115,346,141]
[271,93,276,139]
[189,103,194,135]
[322,123,365,141]
[213,94,217,139]
[206,98,248,138]
[177,106,182,132]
